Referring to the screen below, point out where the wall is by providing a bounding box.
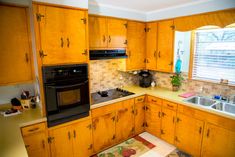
[90,59,138,93]
[0,83,35,104]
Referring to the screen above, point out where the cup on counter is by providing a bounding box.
[21,99,31,110]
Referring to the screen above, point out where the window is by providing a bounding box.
[192,27,235,85]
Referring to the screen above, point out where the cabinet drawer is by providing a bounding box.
[162,100,177,110]
[135,96,145,104]
[92,102,120,117]
[21,122,46,136]
[147,95,162,105]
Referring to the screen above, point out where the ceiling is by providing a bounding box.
[89,0,209,12]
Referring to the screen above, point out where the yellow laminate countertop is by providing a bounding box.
[0,105,46,157]
[91,85,235,120]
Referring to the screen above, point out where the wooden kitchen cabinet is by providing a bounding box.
[89,16,107,48]
[21,123,49,157]
[125,21,146,70]
[89,16,127,49]
[92,112,116,153]
[48,118,93,157]
[156,20,174,73]
[201,123,235,157]
[146,22,158,70]
[0,4,33,85]
[161,107,176,144]
[116,99,135,142]
[134,96,145,134]
[145,98,162,137]
[34,4,88,65]
[175,113,204,157]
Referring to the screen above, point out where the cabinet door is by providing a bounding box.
[134,102,145,134]
[201,123,235,157]
[37,5,65,65]
[89,16,107,48]
[146,22,157,70]
[0,5,33,85]
[126,21,146,70]
[145,103,162,137]
[107,18,127,48]
[175,113,204,157]
[92,112,116,153]
[49,126,74,157]
[23,132,49,157]
[73,119,93,157]
[157,20,174,72]
[161,107,176,144]
[64,9,88,63]
[116,104,135,142]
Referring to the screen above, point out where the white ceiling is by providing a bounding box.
[89,0,209,13]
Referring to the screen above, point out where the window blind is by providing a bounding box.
[192,28,235,85]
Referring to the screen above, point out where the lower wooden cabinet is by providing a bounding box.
[175,113,204,157]
[116,99,135,142]
[134,97,145,134]
[21,123,49,157]
[92,112,116,152]
[145,102,162,137]
[201,123,235,157]
[48,118,93,157]
[161,107,176,144]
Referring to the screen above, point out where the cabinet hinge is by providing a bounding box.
[88,144,93,150]
[48,137,54,143]
[170,25,175,30]
[112,135,116,140]
[144,28,150,32]
[124,40,128,45]
[82,49,88,55]
[124,23,128,28]
[36,13,44,22]
[81,18,87,24]
[39,50,47,58]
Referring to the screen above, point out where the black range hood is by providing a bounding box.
[89,49,127,60]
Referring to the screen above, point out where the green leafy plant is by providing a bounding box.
[170,73,184,87]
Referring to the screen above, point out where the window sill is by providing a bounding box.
[187,78,235,87]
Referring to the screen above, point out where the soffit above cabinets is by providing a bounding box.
[89,0,235,22]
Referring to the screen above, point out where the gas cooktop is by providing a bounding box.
[91,88,135,105]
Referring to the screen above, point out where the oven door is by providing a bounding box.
[45,80,89,114]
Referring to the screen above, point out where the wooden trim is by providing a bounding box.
[188,31,195,79]
[32,1,88,11]
[0,2,28,8]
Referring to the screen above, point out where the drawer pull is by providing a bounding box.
[151,99,157,102]
[137,98,143,101]
[167,104,174,108]
[28,127,39,132]
[199,127,202,134]
[206,129,210,137]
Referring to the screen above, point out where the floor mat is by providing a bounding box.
[93,135,156,157]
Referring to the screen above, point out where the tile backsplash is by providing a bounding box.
[152,72,235,97]
[90,60,235,97]
[90,59,138,93]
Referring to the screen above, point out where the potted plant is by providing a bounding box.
[170,73,184,91]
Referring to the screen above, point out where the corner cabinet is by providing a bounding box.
[48,117,93,157]
[33,4,88,65]
[0,4,33,85]
[89,16,127,49]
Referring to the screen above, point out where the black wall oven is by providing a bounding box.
[42,64,90,127]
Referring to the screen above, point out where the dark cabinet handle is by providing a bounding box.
[25,53,29,63]
[60,38,64,47]
[199,127,202,134]
[158,51,161,58]
[167,104,174,108]
[42,140,45,149]
[207,129,210,137]
[68,131,71,140]
[73,130,76,138]
[154,50,157,57]
[67,38,70,48]
[158,111,161,118]
[28,127,39,132]
[103,35,106,42]
[108,36,111,43]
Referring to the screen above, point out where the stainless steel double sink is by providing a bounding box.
[184,96,235,115]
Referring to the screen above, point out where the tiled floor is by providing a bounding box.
[138,132,176,157]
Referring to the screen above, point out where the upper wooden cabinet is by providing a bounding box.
[145,20,174,72]
[33,4,88,65]
[174,9,235,31]
[146,22,158,70]
[156,20,174,73]
[0,5,33,85]
[89,15,127,49]
[125,21,146,70]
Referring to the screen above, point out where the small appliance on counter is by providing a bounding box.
[139,71,152,88]
[42,64,90,127]
[91,88,134,105]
